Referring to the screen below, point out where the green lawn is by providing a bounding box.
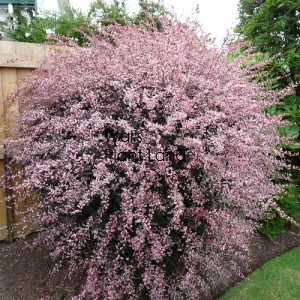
[219,246,300,300]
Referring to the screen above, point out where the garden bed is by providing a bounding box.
[0,226,299,299]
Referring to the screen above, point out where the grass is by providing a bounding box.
[219,246,300,300]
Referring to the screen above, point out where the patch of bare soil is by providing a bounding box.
[0,226,299,300]
[0,232,82,300]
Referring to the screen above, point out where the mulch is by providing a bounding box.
[0,225,300,300]
[211,225,300,299]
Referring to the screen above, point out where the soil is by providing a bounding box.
[0,226,300,300]
[211,225,300,299]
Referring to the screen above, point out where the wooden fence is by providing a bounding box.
[0,41,59,241]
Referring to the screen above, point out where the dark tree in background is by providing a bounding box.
[235,0,300,238]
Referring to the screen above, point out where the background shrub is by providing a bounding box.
[3,16,295,299]
[233,0,300,238]
[2,4,89,45]
[1,0,170,45]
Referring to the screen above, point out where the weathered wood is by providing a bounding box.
[2,68,19,137]
[4,147,12,243]
[0,67,5,159]
[0,41,62,241]
[0,41,67,68]
[0,55,46,68]
[0,160,7,237]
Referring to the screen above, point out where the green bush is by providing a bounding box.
[233,0,300,239]
[1,0,170,45]
[2,4,90,46]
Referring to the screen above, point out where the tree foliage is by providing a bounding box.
[235,0,300,238]
[2,16,294,298]
[237,0,265,30]
[236,0,300,92]
[88,0,131,26]
[1,0,170,44]
[2,3,89,45]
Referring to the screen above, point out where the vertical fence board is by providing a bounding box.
[1,67,20,240]
[0,68,5,158]
[0,67,6,238]
[17,68,33,87]
[2,67,19,139]
[0,160,6,239]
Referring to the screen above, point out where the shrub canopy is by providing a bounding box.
[3,17,294,299]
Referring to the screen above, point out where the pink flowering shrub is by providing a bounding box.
[3,18,293,299]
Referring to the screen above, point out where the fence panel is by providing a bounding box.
[0,41,59,240]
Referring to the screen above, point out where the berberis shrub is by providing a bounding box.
[2,18,294,299]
